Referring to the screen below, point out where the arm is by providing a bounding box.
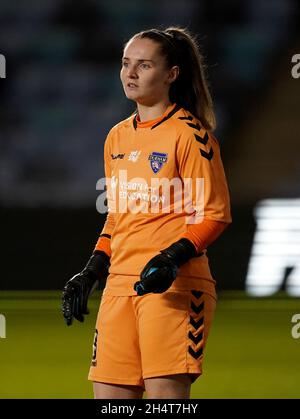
[62,133,114,325]
[94,134,116,257]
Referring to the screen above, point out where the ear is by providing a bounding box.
[167,66,179,84]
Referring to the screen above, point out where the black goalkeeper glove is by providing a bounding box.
[134,238,198,296]
[62,250,110,326]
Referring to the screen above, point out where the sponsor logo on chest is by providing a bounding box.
[128,150,141,162]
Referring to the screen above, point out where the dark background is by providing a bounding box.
[1,0,300,292]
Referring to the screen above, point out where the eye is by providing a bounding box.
[122,61,129,67]
[140,63,150,69]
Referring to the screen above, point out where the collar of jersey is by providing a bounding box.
[134,103,178,129]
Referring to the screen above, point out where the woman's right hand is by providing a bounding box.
[61,251,110,326]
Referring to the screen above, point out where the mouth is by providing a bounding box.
[127,82,138,89]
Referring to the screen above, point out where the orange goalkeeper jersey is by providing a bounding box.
[95,103,231,296]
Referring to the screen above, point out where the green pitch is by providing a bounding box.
[0,291,299,398]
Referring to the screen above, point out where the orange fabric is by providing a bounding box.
[183,219,229,253]
[135,103,176,128]
[88,289,216,387]
[94,236,112,257]
[95,104,231,293]
[103,273,217,298]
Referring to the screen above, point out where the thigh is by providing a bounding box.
[136,291,216,383]
[93,382,144,399]
[144,374,191,399]
[88,294,144,388]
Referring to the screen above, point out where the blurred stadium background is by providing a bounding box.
[0,0,300,398]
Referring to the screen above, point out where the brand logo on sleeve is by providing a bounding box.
[148,152,168,174]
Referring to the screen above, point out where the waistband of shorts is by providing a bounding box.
[103,273,217,299]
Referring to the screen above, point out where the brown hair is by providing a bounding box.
[125,26,216,131]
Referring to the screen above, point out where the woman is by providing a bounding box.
[62,26,231,399]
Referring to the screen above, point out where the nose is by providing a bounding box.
[127,65,138,79]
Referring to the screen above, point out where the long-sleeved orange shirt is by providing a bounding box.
[95,103,231,296]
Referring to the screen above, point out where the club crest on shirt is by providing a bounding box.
[148,152,168,174]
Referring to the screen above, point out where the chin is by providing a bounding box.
[125,92,142,101]
[124,90,152,105]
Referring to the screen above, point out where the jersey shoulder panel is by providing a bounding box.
[108,114,135,135]
[171,108,204,137]
[105,113,135,145]
[172,108,219,162]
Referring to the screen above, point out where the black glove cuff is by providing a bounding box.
[82,250,110,280]
[160,238,197,267]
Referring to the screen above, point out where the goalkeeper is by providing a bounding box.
[62,26,231,399]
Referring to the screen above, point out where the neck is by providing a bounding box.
[136,100,172,122]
